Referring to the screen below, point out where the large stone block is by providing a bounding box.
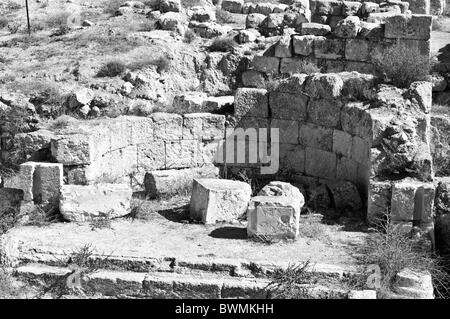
[280,57,318,74]
[407,81,432,114]
[271,119,299,144]
[246,13,266,29]
[258,181,304,209]
[242,70,265,88]
[278,143,306,173]
[247,196,302,239]
[351,136,370,165]
[384,14,432,40]
[314,37,345,59]
[299,123,333,152]
[151,112,183,141]
[269,92,308,121]
[51,134,94,165]
[189,179,252,224]
[299,23,331,36]
[183,113,225,141]
[394,268,434,299]
[334,16,361,38]
[144,166,219,198]
[333,129,353,157]
[137,142,166,171]
[33,163,63,204]
[159,0,181,12]
[327,180,363,212]
[307,99,343,128]
[292,35,315,56]
[305,147,337,179]
[3,162,37,201]
[367,181,391,224]
[315,0,343,15]
[165,140,199,169]
[222,0,244,13]
[59,184,132,222]
[129,116,154,145]
[336,156,358,182]
[408,0,431,14]
[345,39,370,61]
[304,73,344,99]
[234,88,269,118]
[274,32,294,58]
[340,102,372,139]
[12,129,55,163]
[251,56,280,74]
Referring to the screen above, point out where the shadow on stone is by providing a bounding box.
[209,226,247,240]
[157,204,190,223]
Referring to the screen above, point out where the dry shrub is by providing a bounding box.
[266,261,315,299]
[0,17,8,29]
[103,0,127,15]
[372,42,431,88]
[209,36,236,52]
[216,8,235,24]
[184,29,196,43]
[287,60,321,75]
[97,60,127,77]
[45,11,71,28]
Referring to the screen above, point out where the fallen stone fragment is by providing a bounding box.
[189,178,252,224]
[247,196,302,239]
[59,184,132,222]
[394,268,434,299]
[257,181,305,213]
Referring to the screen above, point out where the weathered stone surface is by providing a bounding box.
[238,29,260,43]
[391,180,416,221]
[384,14,432,40]
[151,112,183,141]
[12,129,55,163]
[33,163,63,204]
[159,12,186,34]
[202,96,234,112]
[358,21,383,39]
[51,134,94,165]
[3,162,36,201]
[315,0,343,15]
[342,1,362,16]
[367,181,391,224]
[59,184,132,222]
[247,196,302,239]
[328,180,362,212]
[299,123,333,151]
[222,0,244,13]
[241,70,265,88]
[334,16,360,38]
[189,6,216,22]
[308,99,343,128]
[252,56,280,74]
[300,23,331,36]
[407,81,432,114]
[189,179,252,224]
[408,0,430,14]
[305,147,336,180]
[345,39,369,61]
[435,177,450,215]
[304,73,344,99]
[347,290,377,299]
[274,31,294,58]
[66,88,94,110]
[271,119,299,144]
[258,181,304,208]
[394,268,434,299]
[246,13,266,29]
[367,12,397,23]
[361,2,380,15]
[183,113,225,141]
[279,57,317,74]
[173,92,207,113]
[314,37,345,59]
[336,156,358,182]
[0,188,23,212]
[234,88,269,118]
[292,35,315,56]
[269,91,308,121]
[159,0,181,12]
[340,72,378,100]
[144,166,219,198]
[340,102,372,138]
[431,114,450,176]
[333,130,353,157]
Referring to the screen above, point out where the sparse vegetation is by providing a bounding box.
[216,9,235,24]
[97,60,127,77]
[208,36,236,52]
[266,261,315,299]
[372,42,431,88]
[184,29,196,44]
[90,217,112,230]
[288,60,321,75]
[0,17,9,29]
[103,0,127,16]
[45,11,71,29]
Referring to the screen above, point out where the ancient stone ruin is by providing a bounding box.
[0,0,449,300]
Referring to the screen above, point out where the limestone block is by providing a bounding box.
[384,14,432,40]
[202,96,234,112]
[434,177,450,215]
[358,21,383,39]
[66,88,94,110]
[333,130,353,157]
[257,181,305,211]
[33,163,63,204]
[345,39,369,61]
[299,123,333,152]
[13,129,55,163]
[247,196,302,239]
[348,290,377,299]
[151,112,183,141]
[271,119,299,144]
[340,102,372,139]
[274,74,308,93]
[340,72,378,100]
[229,116,270,141]
[327,180,363,212]
[280,57,318,74]
[222,0,244,13]
[262,13,285,29]
[183,113,225,141]
[307,99,343,128]
[159,12,186,33]
[305,147,337,180]
[238,29,259,43]
[342,1,362,16]
[367,12,397,23]
[397,38,430,56]
[51,134,94,165]
[269,92,308,121]
[304,73,344,99]
[255,3,275,15]
[137,142,166,171]
[129,116,154,145]
[3,162,37,201]
[189,179,252,224]
[299,23,331,36]
[274,31,293,58]
[394,268,434,299]
[292,35,315,56]
[67,166,88,185]
[242,70,265,88]
[246,13,266,29]
[361,2,380,15]
[334,16,361,38]
[234,88,269,118]
[408,0,430,14]
[336,156,358,182]
[189,6,216,22]
[351,136,370,165]
[391,180,416,221]
[367,181,391,225]
[278,143,306,173]
[407,81,432,114]
[165,140,199,169]
[60,184,132,222]
[252,56,280,74]
[315,0,343,15]
[173,92,207,113]
[313,37,345,59]
[144,166,219,198]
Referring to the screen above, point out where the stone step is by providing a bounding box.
[13,263,374,299]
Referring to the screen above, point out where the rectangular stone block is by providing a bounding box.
[351,136,370,165]
[234,88,269,118]
[129,116,154,145]
[367,180,391,225]
[137,142,166,171]
[336,156,358,182]
[293,35,315,56]
[33,163,63,204]
[314,37,345,59]
[59,184,132,222]
[333,129,353,157]
[144,166,219,198]
[345,39,370,62]
[271,119,299,144]
[409,0,430,14]
[51,134,94,165]
[308,99,343,129]
[269,92,308,121]
[397,38,430,57]
[299,123,333,151]
[228,117,270,142]
[183,113,225,141]
[315,0,343,15]
[340,102,372,139]
[108,117,133,151]
[165,140,200,169]
[280,57,318,75]
[3,162,37,201]
[247,196,302,239]
[189,178,252,224]
[151,112,183,141]
[305,147,337,180]
[279,143,306,174]
[252,56,280,74]
[384,14,432,40]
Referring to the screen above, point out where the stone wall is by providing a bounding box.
[241,9,432,82]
